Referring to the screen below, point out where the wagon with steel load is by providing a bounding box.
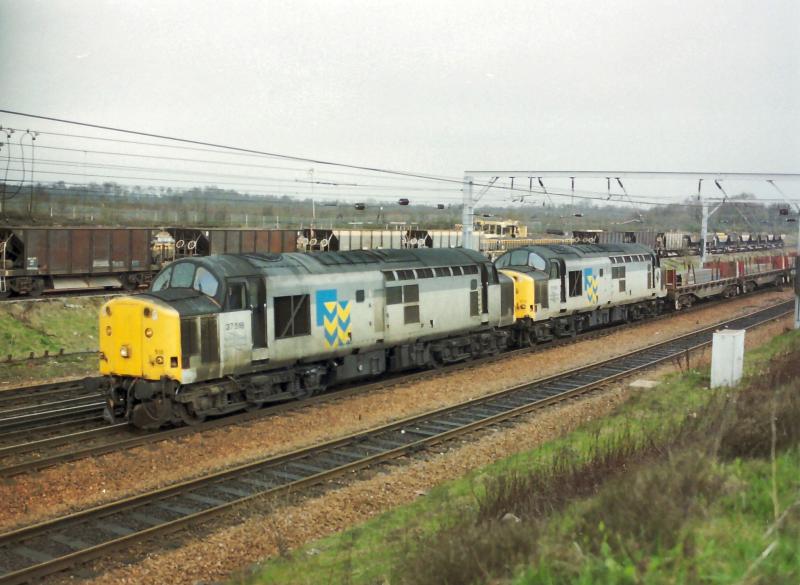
[663,249,793,309]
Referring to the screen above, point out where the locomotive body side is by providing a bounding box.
[495,243,665,344]
[101,248,514,428]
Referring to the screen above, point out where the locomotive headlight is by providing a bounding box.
[120,345,130,358]
[106,325,112,336]
[145,328,153,338]
[155,355,164,365]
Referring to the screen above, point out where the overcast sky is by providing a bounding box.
[1,0,798,204]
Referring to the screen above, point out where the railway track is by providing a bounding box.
[0,290,789,476]
[0,380,93,410]
[0,394,106,444]
[0,290,129,304]
[0,300,790,585]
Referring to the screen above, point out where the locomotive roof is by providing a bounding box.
[174,247,490,279]
[509,242,655,259]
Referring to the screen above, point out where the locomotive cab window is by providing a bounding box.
[152,267,172,291]
[193,267,219,297]
[527,253,546,271]
[509,249,528,266]
[171,262,195,288]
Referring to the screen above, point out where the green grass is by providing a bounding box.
[0,297,106,384]
[0,355,98,386]
[245,330,800,585]
[0,297,104,357]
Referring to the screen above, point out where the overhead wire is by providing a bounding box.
[2,111,797,211]
[23,141,452,185]
[0,110,467,187]
[2,157,463,193]
[7,162,798,209]
[0,111,736,207]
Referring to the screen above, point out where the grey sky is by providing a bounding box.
[1,0,798,205]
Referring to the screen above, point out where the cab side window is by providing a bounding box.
[193,267,219,297]
[549,260,560,280]
[226,282,247,310]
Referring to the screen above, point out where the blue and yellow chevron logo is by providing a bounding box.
[584,269,599,304]
[316,289,352,349]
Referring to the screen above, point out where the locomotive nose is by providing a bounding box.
[99,299,146,377]
[99,296,182,382]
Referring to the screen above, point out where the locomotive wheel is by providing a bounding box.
[296,384,325,400]
[428,349,446,369]
[0,288,10,299]
[177,402,207,425]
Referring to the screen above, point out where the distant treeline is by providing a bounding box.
[0,182,790,235]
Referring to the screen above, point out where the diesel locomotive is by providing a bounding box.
[100,248,515,428]
[99,242,792,429]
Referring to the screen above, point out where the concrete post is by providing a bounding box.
[710,329,745,388]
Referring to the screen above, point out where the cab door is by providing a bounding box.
[250,277,268,360]
[479,264,490,322]
[548,260,565,308]
[220,279,253,373]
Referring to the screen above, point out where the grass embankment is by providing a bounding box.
[0,297,106,385]
[247,330,800,585]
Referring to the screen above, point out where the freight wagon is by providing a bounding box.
[0,226,163,297]
[664,249,794,309]
[0,226,462,298]
[572,230,785,257]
